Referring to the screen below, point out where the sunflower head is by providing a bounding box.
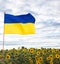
[35,55,39,60]
[50,60,53,64]
[29,57,32,60]
[36,51,40,55]
[55,54,60,59]
[36,60,40,64]
[46,57,51,61]
[51,48,55,53]
[29,48,35,54]
[6,55,10,59]
[49,55,53,59]
[29,57,33,64]
[39,57,43,62]
[22,48,27,52]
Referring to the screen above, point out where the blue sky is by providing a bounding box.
[0,0,60,49]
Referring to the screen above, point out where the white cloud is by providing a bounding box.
[0,0,60,48]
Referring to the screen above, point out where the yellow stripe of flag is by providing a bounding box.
[4,23,35,35]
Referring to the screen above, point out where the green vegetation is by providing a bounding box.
[0,47,60,64]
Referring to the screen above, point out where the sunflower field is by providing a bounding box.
[0,47,60,64]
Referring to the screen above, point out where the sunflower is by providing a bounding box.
[30,60,33,64]
[55,54,60,59]
[29,57,31,60]
[22,48,27,52]
[36,60,40,64]
[36,51,40,55]
[49,55,53,60]
[50,60,53,64]
[6,55,10,59]
[35,55,39,60]
[39,57,43,62]
[46,57,51,61]
[55,49,59,53]
[29,57,33,64]
[58,49,60,52]
[29,48,34,54]
[51,48,55,53]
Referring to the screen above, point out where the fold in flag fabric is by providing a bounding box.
[4,13,35,35]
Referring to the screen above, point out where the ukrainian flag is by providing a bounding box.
[4,13,35,35]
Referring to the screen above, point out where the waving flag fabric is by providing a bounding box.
[4,13,35,35]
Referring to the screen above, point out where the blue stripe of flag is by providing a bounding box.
[4,13,35,23]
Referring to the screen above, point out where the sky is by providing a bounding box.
[0,0,60,49]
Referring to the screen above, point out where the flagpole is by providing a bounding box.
[3,30,4,50]
[3,12,5,51]
[1,12,5,64]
